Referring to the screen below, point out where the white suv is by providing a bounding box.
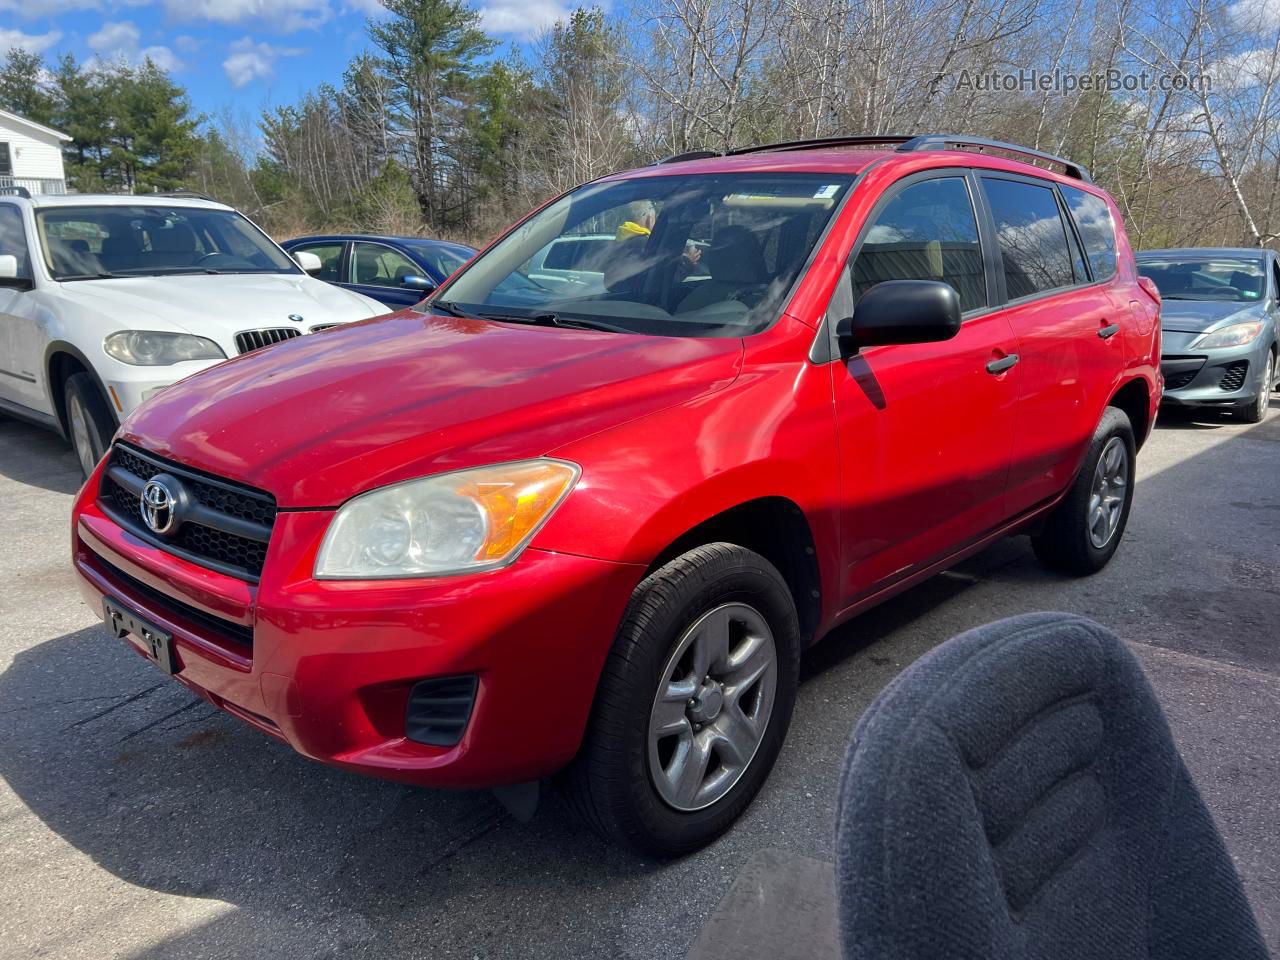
[0,190,385,476]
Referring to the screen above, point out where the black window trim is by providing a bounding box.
[814,166,998,364]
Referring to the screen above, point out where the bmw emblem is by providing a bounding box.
[140,477,180,534]
[288,314,304,323]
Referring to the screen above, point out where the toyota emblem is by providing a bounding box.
[140,478,177,534]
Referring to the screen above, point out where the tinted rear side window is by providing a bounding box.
[1061,185,1117,280]
[983,178,1075,299]
[851,176,986,312]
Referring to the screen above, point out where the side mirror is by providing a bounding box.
[294,250,323,275]
[400,274,436,293]
[837,279,962,353]
[0,254,32,290]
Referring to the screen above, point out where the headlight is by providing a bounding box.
[104,331,225,365]
[1192,321,1264,349]
[314,459,580,579]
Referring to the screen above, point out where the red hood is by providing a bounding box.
[121,311,743,506]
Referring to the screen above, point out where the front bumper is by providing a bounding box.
[103,358,224,418]
[71,465,644,788]
[1159,340,1265,407]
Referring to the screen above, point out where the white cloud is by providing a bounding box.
[0,0,99,18]
[343,0,386,15]
[1209,47,1280,92]
[0,28,64,55]
[162,0,332,32]
[222,37,304,88]
[477,0,573,39]
[87,20,183,72]
[1228,0,1280,27]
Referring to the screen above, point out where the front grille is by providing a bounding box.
[1219,360,1249,392]
[1165,369,1198,390]
[309,323,342,333]
[97,444,277,581]
[235,327,301,355]
[100,558,254,648]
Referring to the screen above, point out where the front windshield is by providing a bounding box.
[433,173,854,337]
[1136,256,1265,302]
[36,205,298,281]
[403,241,471,279]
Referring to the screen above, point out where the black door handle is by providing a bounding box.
[986,354,1019,374]
[1098,323,1120,339]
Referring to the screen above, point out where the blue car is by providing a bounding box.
[281,234,476,309]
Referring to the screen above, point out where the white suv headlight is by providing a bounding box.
[104,331,226,365]
[314,459,580,579]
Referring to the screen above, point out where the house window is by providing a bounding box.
[0,143,12,178]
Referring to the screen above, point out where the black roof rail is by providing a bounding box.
[659,149,722,164]
[148,190,217,202]
[0,186,32,199]
[727,135,918,156]
[897,135,1091,182]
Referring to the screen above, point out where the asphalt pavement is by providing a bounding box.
[1,401,1277,960]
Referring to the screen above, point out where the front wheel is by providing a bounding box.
[1236,350,1274,424]
[64,372,116,480]
[1032,407,1136,576]
[564,543,800,857]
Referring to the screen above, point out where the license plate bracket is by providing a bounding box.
[104,597,178,675]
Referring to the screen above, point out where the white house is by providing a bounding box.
[0,108,70,196]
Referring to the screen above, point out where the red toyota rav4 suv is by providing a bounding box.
[71,135,1160,855]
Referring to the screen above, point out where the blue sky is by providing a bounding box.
[0,0,570,120]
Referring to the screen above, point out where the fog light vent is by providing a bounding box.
[405,675,478,746]
[1219,360,1249,392]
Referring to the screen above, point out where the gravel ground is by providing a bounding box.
[1,400,1277,960]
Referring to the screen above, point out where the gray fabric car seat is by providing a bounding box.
[677,225,770,313]
[835,612,1269,960]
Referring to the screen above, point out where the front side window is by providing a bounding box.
[851,176,986,312]
[294,242,343,282]
[1136,256,1265,302]
[351,242,420,288]
[0,204,30,278]
[35,205,298,281]
[1061,185,1117,280]
[434,173,853,337]
[983,178,1075,299]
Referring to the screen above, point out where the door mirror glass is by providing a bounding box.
[0,253,17,278]
[294,250,323,275]
[837,279,962,352]
[400,274,436,292]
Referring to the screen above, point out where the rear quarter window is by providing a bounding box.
[1061,185,1118,281]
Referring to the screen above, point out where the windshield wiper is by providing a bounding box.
[431,300,488,321]
[57,271,131,281]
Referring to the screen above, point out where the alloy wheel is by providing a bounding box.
[1258,353,1275,418]
[647,603,778,812]
[1088,436,1129,549]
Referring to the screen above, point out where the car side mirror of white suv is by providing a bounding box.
[294,251,323,275]
[0,254,32,291]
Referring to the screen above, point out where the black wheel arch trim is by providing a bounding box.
[43,340,118,439]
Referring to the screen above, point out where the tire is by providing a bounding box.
[64,372,115,479]
[564,543,801,857]
[1236,350,1274,424]
[1032,407,1136,576]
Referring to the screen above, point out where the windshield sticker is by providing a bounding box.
[814,184,841,199]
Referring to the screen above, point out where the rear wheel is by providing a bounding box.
[564,543,800,857]
[1032,407,1135,576]
[1237,350,1274,424]
[64,372,115,479]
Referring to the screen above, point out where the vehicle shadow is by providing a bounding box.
[0,417,83,496]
